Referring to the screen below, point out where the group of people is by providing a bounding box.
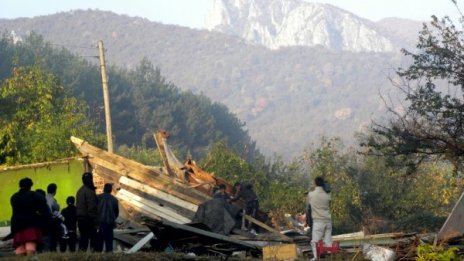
[9,172,119,256]
[9,170,331,259]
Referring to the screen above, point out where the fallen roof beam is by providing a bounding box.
[117,189,192,224]
[119,176,198,213]
[244,215,292,242]
[144,217,261,251]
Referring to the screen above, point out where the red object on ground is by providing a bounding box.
[316,240,340,259]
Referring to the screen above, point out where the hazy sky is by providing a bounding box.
[0,0,461,28]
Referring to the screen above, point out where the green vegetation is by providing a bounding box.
[203,137,458,234]
[363,15,464,171]
[0,64,103,164]
[416,244,460,261]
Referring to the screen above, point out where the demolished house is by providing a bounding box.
[70,131,276,257]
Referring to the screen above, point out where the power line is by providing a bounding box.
[50,42,96,50]
[49,42,101,60]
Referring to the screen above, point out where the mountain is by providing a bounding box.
[0,8,421,160]
[374,17,424,50]
[204,0,414,52]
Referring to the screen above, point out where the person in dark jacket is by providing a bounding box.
[96,183,119,252]
[76,172,98,252]
[230,182,259,231]
[60,196,77,252]
[35,189,52,252]
[10,178,51,256]
[213,184,231,201]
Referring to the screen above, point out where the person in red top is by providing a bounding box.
[10,177,51,256]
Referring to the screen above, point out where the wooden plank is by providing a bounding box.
[263,244,298,260]
[117,189,191,223]
[145,218,261,250]
[121,185,196,219]
[116,189,192,224]
[333,232,406,241]
[119,176,199,213]
[92,164,122,185]
[244,215,292,241]
[114,228,150,235]
[0,157,77,173]
[125,232,155,254]
[154,131,176,178]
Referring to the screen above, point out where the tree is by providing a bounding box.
[301,138,363,233]
[202,140,255,185]
[357,155,458,233]
[362,14,464,170]
[302,138,456,233]
[0,64,103,165]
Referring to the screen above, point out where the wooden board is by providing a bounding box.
[145,217,261,251]
[119,176,198,213]
[244,215,292,241]
[116,189,192,224]
[263,244,298,260]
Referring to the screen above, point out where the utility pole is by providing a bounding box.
[98,40,114,153]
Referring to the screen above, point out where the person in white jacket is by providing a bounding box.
[306,176,332,260]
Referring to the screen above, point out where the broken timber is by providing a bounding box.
[71,136,209,224]
[71,135,288,245]
[153,131,235,195]
[144,217,261,256]
[244,215,291,241]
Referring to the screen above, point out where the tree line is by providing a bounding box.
[0,32,258,164]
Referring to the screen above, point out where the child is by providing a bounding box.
[60,196,77,252]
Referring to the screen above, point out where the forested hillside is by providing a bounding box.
[0,33,258,162]
[0,10,414,160]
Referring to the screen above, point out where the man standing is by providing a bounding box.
[96,183,119,252]
[76,172,98,252]
[231,182,259,232]
[46,183,66,251]
[306,176,332,261]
